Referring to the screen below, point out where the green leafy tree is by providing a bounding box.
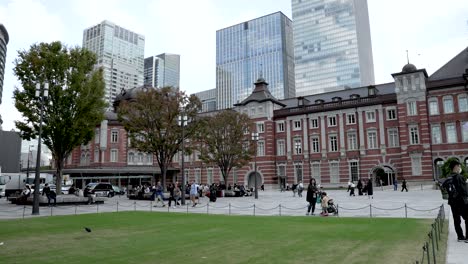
[197,110,255,184]
[117,86,202,188]
[13,41,107,193]
[440,157,468,179]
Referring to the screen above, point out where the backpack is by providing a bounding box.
[442,177,459,199]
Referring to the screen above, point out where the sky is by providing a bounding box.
[0,0,467,132]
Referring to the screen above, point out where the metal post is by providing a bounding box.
[32,82,48,215]
[229,203,231,215]
[426,242,431,264]
[179,114,188,205]
[405,203,408,218]
[117,201,119,212]
[253,204,256,216]
[97,203,99,213]
[207,203,209,214]
[251,132,259,199]
[370,204,372,218]
[279,204,282,216]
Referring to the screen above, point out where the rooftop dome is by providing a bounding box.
[402,63,417,73]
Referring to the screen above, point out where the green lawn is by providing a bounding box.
[0,212,446,264]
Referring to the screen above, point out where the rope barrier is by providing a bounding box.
[337,205,370,211]
[406,206,441,212]
[371,205,406,211]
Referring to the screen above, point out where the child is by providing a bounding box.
[320,192,329,216]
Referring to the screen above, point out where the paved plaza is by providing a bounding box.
[0,184,465,263]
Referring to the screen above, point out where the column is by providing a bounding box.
[358,110,366,155]
[320,115,327,158]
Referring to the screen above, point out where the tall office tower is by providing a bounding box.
[216,12,295,110]
[0,24,9,129]
[82,20,145,104]
[144,53,180,89]
[292,0,375,96]
[193,88,217,113]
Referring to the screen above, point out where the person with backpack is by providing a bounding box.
[306,178,318,215]
[442,160,468,242]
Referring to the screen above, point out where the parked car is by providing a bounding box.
[85,183,115,197]
[112,185,125,195]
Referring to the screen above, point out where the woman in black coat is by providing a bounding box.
[357,179,363,195]
[367,178,373,199]
[306,178,318,215]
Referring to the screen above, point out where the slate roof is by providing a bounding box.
[429,46,468,81]
[234,77,286,107]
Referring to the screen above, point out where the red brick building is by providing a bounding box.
[64,47,468,189]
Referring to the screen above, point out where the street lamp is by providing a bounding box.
[32,82,48,215]
[251,132,259,199]
[178,114,188,205]
[26,145,34,184]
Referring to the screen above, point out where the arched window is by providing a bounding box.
[128,152,135,164]
[137,153,144,163]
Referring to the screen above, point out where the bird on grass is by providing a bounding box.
[84,227,92,232]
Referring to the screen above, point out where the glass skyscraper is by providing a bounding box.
[216,12,295,110]
[144,53,180,89]
[292,0,375,96]
[0,24,8,129]
[83,20,145,104]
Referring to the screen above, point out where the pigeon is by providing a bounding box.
[84,227,92,232]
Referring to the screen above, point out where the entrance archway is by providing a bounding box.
[247,171,262,189]
[371,166,396,186]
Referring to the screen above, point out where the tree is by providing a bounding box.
[117,86,202,189]
[197,110,255,184]
[441,157,468,179]
[13,41,107,193]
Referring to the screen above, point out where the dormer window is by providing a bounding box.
[315,99,324,104]
[298,96,305,107]
[332,97,342,102]
[368,85,377,97]
[350,94,360,99]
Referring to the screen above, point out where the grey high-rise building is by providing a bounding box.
[82,20,145,104]
[292,0,375,96]
[216,12,295,110]
[0,24,9,129]
[193,88,217,113]
[144,53,180,89]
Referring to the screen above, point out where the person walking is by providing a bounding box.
[401,179,408,192]
[167,183,176,208]
[393,178,398,191]
[367,178,373,199]
[297,181,304,197]
[306,178,318,215]
[153,181,165,207]
[442,160,468,242]
[190,180,199,207]
[347,181,352,192]
[357,179,363,196]
[349,181,355,196]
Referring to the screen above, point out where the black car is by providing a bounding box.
[85,183,115,197]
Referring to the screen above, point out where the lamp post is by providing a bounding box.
[32,82,48,215]
[178,114,188,205]
[251,132,259,199]
[26,145,34,184]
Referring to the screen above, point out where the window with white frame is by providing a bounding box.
[295,163,303,183]
[428,99,439,115]
[137,153,144,163]
[311,163,320,182]
[311,137,320,153]
[347,113,356,124]
[349,161,359,182]
[250,107,256,116]
[294,138,302,154]
[310,119,319,128]
[367,130,377,149]
[407,101,417,116]
[411,155,422,176]
[195,169,201,183]
[277,140,285,156]
[94,150,99,162]
[258,141,265,156]
[94,128,100,143]
[366,111,376,122]
[258,106,264,113]
[347,132,357,150]
[431,125,442,144]
[257,123,265,133]
[328,116,337,127]
[387,108,397,120]
[128,152,134,163]
[443,96,454,113]
[409,126,419,145]
[277,122,285,132]
[232,168,238,183]
[207,168,213,184]
[330,162,339,183]
[329,135,338,152]
[110,149,118,162]
[459,94,468,112]
[446,123,457,143]
[111,130,118,143]
[388,128,399,147]
[146,153,153,164]
[293,120,301,130]
[463,121,468,142]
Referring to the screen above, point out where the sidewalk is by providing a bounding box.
[446,206,467,264]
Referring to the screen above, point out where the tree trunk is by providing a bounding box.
[55,158,64,194]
